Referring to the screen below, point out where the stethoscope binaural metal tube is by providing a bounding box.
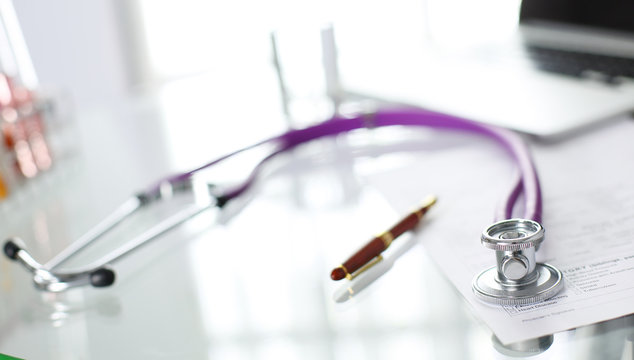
[3,178,217,292]
[3,107,562,301]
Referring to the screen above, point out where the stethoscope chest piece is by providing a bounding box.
[472,219,564,306]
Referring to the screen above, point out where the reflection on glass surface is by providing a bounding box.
[176,141,497,359]
[492,334,554,357]
[2,115,634,358]
[3,2,634,358]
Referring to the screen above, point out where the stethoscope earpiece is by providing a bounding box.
[4,239,20,260]
[3,238,117,292]
[2,177,218,292]
[472,219,564,305]
[89,268,116,287]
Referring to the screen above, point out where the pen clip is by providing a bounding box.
[345,255,383,280]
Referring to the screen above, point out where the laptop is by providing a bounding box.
[338,0,634,138]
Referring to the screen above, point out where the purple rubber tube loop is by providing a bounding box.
[277,109,542,222]
[217,146,289,201]
[374,109,541,222]
[143,107,542,222]
[143,136,276,197]
[496,171,524,222]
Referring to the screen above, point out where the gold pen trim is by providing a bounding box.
[414,195,437,219]
[347,255,383,280]
[378,232,394,248]
[338,264,352,280]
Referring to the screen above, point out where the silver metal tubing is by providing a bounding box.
[44,177,197,271]
[5,201,216,292]
[4,177,216,292]
[44,196,144,271]
[67,201,217,275]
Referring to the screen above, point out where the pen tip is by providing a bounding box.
[424,195,437,207]
[331,267,346,281]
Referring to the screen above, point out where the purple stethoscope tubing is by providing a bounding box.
[2,106,544,292]
[150,107,542,223]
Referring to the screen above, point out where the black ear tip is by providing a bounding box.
[3,240,21,260]
[90,268,116,287]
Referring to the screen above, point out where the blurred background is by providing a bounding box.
[3,2,634,359]
[0,0,523,215]
[14,0,521,108]
[11,0,522,162]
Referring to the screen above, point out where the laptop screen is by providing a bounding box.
[520,0,634,34]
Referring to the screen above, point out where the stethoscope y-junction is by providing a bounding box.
[3,107,563,305]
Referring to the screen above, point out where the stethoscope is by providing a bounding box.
[3,107,563,305]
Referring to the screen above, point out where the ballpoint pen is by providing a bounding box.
[330,195,437,281]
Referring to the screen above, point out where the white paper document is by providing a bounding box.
[366,117,634,344]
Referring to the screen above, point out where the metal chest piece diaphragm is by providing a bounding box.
[472,219,564,306]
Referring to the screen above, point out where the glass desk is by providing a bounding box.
[0,91,633,360]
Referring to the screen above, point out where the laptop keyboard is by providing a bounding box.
[525,46,634,83]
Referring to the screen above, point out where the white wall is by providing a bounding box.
[12,0,131,111]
